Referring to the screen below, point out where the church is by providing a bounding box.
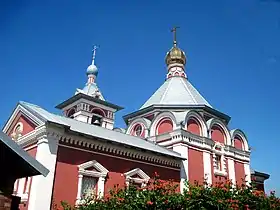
[2,29,269,210]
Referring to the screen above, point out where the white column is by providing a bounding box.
[17,178,25,196]
[97,177,105,198]
[244,163,251,185]
[173,144,188,193]
[28,135,59,210]
[76,174,83,201]
[227,158,236,185]
[203,152,212,186]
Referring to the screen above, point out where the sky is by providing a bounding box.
[1,0,280,193]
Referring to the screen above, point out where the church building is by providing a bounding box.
[2,29,265,210]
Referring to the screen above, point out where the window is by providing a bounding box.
[76,160,108,204]
[81,176,97,198]
[215,155,222,171]
[134,124,143,136]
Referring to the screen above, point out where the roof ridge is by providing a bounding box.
[180,78,198,103]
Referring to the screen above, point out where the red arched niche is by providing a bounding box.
[156,118,173,135]
[234,135,243,150]
[92,108,105,117]
[187,118,201,135]
[211,125,225,144]
[130,124,145,138]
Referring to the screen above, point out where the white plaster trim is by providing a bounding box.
[230,129,249,151]
[227,158,236,185]
[244,163,251,185]
[126,118,151,137]
[207,118,231,145]
[76,160,109,203]
[203,152,212,185]
[157,129,250,162]
[127,123,146,138]
[172,144,189,193]
[124,168,150,187]
[28,126,60,210]
[184,110,208,137]
[150,111,177,136]
[3,104,43,133]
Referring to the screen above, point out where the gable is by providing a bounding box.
[3,103,44,140]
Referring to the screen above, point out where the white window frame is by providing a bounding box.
[212,142,227,176]
[76,160,108,204]
[124,168,150,187]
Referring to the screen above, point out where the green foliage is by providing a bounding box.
[62,173,280,210]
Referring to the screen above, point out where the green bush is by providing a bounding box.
[61,172,280,210]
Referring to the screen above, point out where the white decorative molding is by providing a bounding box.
[212,142,227,176]
[76,160,109,203]
[3,103,43,133]
[172,144,189,193]
[227,158,236,185]
[203,152,212,185]
[10,122,24,141]
[124,168,150,187]
[150,111,178,136]
[184,110,208,137]
[157,129,250,162]
[230,129,249,151]
[206,118,231,145]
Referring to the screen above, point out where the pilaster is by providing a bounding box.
[28,127,61,210]
[203,152,212,185]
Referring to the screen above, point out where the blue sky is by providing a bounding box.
[1,0,279,193]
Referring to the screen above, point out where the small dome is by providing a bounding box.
[165,46,186,66]
[87,64,98,75]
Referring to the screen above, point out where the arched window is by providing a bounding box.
[156,118,173,135]
[211,125,225,144]
[187,118,201,135]
[234,135,244,150]
[67,108,76,119]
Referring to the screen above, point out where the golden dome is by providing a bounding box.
[165,45,186,66]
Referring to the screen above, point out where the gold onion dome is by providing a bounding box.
[165,46,186,65]
[165,26,186,66]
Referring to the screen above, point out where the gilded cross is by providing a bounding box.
[171,26,180,46]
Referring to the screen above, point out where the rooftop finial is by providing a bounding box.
[171,26,179,47]
[91,45,98,65]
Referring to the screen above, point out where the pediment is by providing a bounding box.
[3,103,44,140]
[124,168,150,180]
[78,160,109,177]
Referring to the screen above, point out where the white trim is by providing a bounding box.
[172,144,188,193]
[203,152,212,185]
[230,129,249,151]
[76,160,109,203]
[227,158,236,185]
[212,142,227,176]
[244,163,251,185]
[124,168,150,187]
[28,129,59,210]
[150,111,178,136]
[3,104,43,133]
[184,110,208,137]
[207,118,231,145]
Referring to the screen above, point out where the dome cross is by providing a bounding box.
[171,26,180,47]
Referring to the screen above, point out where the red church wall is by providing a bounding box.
[7,113,36,136]
[211,126,225,144]
[186,119,200,135]
[188,148,204,184]
[234,136,243,150]
[52,146,180,209]
[157,119,173,135]
[235,161,245,186]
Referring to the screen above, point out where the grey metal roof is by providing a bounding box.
[77,83,105,101]
[20,102,183,159]
[140,77,212,109]
[0,131,49,177]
